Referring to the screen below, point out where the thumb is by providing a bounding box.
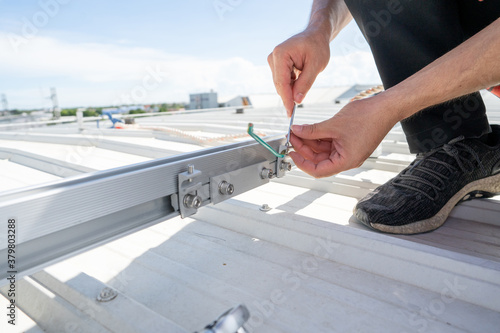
[291,121,331,140]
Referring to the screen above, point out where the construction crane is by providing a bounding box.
[50,87,61,118]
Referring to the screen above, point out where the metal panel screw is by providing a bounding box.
[97,287,118,302]
[219,181,235,195]
[184,194,202,208]
[260,168,273,179]
[259,204,271,212]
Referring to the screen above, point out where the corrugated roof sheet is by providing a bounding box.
[1,90,499,332]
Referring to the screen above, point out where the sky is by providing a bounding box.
[0,0,380,109]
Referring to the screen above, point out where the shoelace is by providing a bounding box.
[392,136,487,201]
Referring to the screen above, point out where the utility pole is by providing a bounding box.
[50,87,61,119]
[1,94,7,116]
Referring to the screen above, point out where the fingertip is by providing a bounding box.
[291,124,302,133]
[295,93,305,104]
[288,151,302,165]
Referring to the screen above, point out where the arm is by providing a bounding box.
[290,18,500,178]
[308,0,353,42]
[381,18,500,123]
[268,0,352,116]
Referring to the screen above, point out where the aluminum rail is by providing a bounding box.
[0,106,252,131]
[0,136,288,282]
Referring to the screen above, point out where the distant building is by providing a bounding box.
[189,90,218,110]
[223,96,252,108]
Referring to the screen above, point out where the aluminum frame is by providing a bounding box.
[0,136,286,281]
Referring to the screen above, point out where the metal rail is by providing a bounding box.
[0,136,288,281]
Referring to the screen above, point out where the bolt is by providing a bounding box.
[187,164,195,182]
[259,204,271,212]
[184,194,202,209]
[97,287,118,302]
[260,168,273,179]
[219,181,235,195]
[280,161,292,172]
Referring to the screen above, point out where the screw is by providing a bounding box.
[188,164,194,182]
[219,181,235,195]
[280,161,292,172]
[184,194,202,208]
[97,287,118,302]
[259,204,271,212]
[260,168,273,179]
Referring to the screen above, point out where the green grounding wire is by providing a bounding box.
[247,123,285,158]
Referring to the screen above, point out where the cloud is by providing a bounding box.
[0,32,380,108]
[320,51,381,86]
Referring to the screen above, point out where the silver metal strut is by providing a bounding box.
[0,136,290,281]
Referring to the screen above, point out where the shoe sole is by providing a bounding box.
[369,173,500,234]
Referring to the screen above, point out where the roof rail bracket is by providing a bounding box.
[276,144,292,178]
[178,164,203,218]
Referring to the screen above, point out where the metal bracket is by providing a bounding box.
[275,144,292,178]
[210,162,271,205]
[178,164,203,218]
[178,162,275,217]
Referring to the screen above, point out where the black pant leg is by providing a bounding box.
[344,0,498,153]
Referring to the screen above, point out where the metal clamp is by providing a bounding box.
[174,140,291,218]
[178,164,203,218]
[275,144,292,178]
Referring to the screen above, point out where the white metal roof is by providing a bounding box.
[1,90,499,332]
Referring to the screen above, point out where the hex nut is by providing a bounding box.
[184,194,202,208]
[259,204,272,212]
[280,161,292,172]
[260,168,273,179]
[219,181,235,195]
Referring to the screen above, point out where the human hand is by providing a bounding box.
[289,98,397,177]
[268,29,331,117]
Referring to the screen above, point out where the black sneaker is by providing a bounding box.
[354,125,500,234]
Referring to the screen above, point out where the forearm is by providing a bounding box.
[307,0,352,42]
[379,18,500,124]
